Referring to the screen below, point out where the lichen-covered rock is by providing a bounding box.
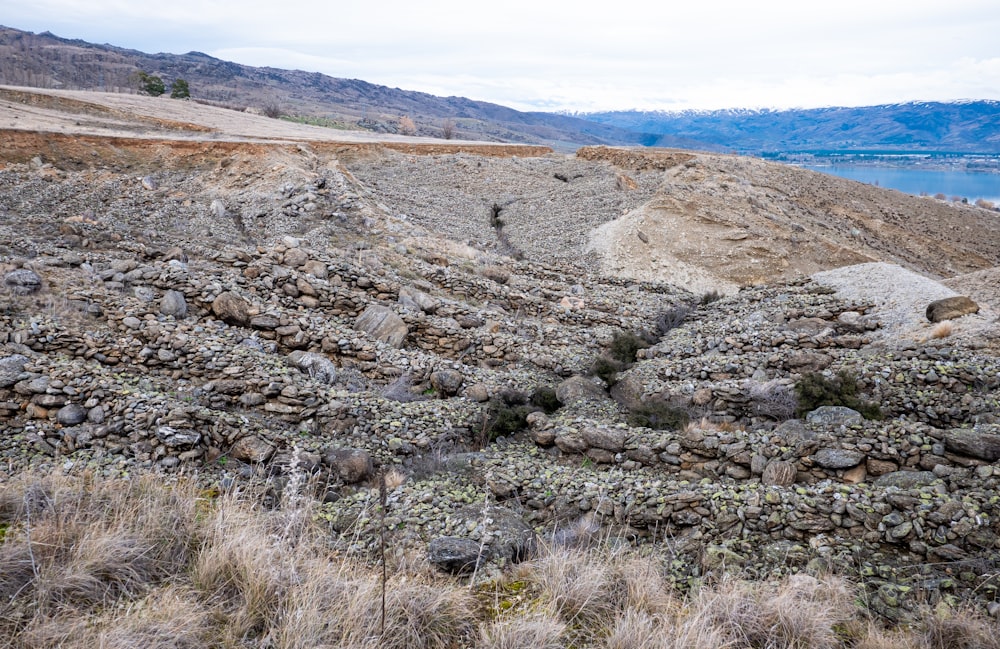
[355,305,407,348]
[874,471,939,489]
[812,448,866,469]
[806,406,863,427]
[428,536,486,575]
[0,355,29,388]
[926,296,979,322]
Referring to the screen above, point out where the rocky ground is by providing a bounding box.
[3,87,1000,624]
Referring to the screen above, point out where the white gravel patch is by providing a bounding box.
[811,262,973,341]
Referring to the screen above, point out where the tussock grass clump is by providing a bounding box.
[927,320,954,340]
[2,472,996,648]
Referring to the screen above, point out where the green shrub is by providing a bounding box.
[530,387,562,414]
[480,399,533,444]
[608,331,648,364]
[795,371,882,419]
[591,356,624,388]
[170,78,190,99]
[134,71,165,96]
[700,290,722,305]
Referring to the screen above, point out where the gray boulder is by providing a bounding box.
[398,286,440,313]
[4,269,42,295]
[430,369,464,396]
[580,425,626,453]
[556,375,607,406]
[355,305,408,348]
[288,351,338,385]
[806,406,863,427]
[159,290,188,318]
[56,403,88,426]
[945,428,1000,462]
[0,355,29,388]
[155,426,201,448]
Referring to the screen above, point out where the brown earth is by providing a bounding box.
[5,85,999,296]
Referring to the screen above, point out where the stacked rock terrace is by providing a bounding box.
[1,149,1000,621]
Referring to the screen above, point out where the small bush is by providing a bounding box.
[748,379,798,421]
[649,306,690,340]
[700,290,722,305]
[627,401,690,430]
[530,387,563,414]
[398,115,417,136]
[170,78,190,99]
[927,321,954,340]
[609,331,648,364]
[591,356,624,388]
[795,370,881,419]
[260,99,284,119]
[134,71,165,96]
[441,118,456,140]
[481,399,533,444]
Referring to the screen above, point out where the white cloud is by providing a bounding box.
[3,0,1000,110]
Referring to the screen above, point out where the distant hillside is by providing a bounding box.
[0,25,708,151]
[580,103,1000,153]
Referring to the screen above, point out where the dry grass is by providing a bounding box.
[1,472,996,649]
[929,320,954,339]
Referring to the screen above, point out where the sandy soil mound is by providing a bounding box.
[585,152,1000,294]
[812,262,999,343]
[943,266,1000,313]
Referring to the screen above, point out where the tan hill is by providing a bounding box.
[3,85,1000,643]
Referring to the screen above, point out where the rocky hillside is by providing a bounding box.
[3,87,1000,623]
[0,25,689,150]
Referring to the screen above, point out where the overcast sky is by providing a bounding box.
[4,0,1000,112]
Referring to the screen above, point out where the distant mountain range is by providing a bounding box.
[578,103,1000,153]
[3,25,1000,153]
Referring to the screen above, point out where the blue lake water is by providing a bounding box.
[802,164,1000,205]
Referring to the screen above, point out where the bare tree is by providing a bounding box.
[441,118,456,140]
[398,115,417,136]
